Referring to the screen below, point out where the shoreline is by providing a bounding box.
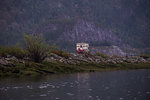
[0,56,150,78]
[0,53,150,78]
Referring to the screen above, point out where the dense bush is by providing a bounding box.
[24,34,49,62]
[0,47,8,57]
[0,46,26,59]
[95,52,109,58]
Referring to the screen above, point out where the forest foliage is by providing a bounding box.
[0,0,150,48]
[0,34,69,62]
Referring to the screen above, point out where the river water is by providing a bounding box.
[0,69,150,100]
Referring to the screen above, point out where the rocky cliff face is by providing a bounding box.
[34,18,147,56]
[55,19,132,56]
[91,46,127,56]
[34,19,131,56]
[57,19,123,46]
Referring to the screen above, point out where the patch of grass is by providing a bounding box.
[140,54,150,59]
[0,46,8,57]
[50,49,71,59]
[42,61,83,73]
[22,71,39,76]
[94,52,109,58]
[0,60,150,78]
[112,55,121,58]
[0,46,26,59]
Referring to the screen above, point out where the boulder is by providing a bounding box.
[0,59,13,66]
[5,56,17,61]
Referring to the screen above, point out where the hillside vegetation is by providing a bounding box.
[0,0,150,49]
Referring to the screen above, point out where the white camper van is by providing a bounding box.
[76,43,89,54]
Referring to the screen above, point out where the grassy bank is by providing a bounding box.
[0,34,150,78]
[1,61,150,78]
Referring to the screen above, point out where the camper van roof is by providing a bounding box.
[76,43,88,45]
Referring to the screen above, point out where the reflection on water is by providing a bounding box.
[77,73,90,100]
[0,69,150,100]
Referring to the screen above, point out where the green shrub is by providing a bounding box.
[50,49,70,59]
[95,52,109,58]
[0,46,26,59]
[140,54,150,59]
[24,34,49,62]
[7,46,26,59]
[0,46,8,57]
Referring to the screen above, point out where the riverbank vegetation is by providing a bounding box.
[94,52,109,58]
[0,34,150,78]
[0,60,150,78]
[0,46,26,59]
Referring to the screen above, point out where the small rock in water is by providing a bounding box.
[88,89,92,91]
[70,85,74,87]
[104,87,109,90]
[66,93,74,96]
[134,97,137,100]
[89,96,92,98]
[56,97,60,99]
[137,91,141,94]
[63,82,68,84]
[119,97,124,100]
[146,91,150,94]
[27,85,33,89]
[13,86,23,89]
[147,76,150,79]
[52,86,55,88]
[39,85,47,89]
[40,94,47,97]
[70,83,73,85]
[96,96,99,98]
[30,95,34,97]
[127,91,131,93]
[0,87,10,91]
[56,86,60,88]
[75,81,79,84]
[48,90,55,93]
[60,84,65,86]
